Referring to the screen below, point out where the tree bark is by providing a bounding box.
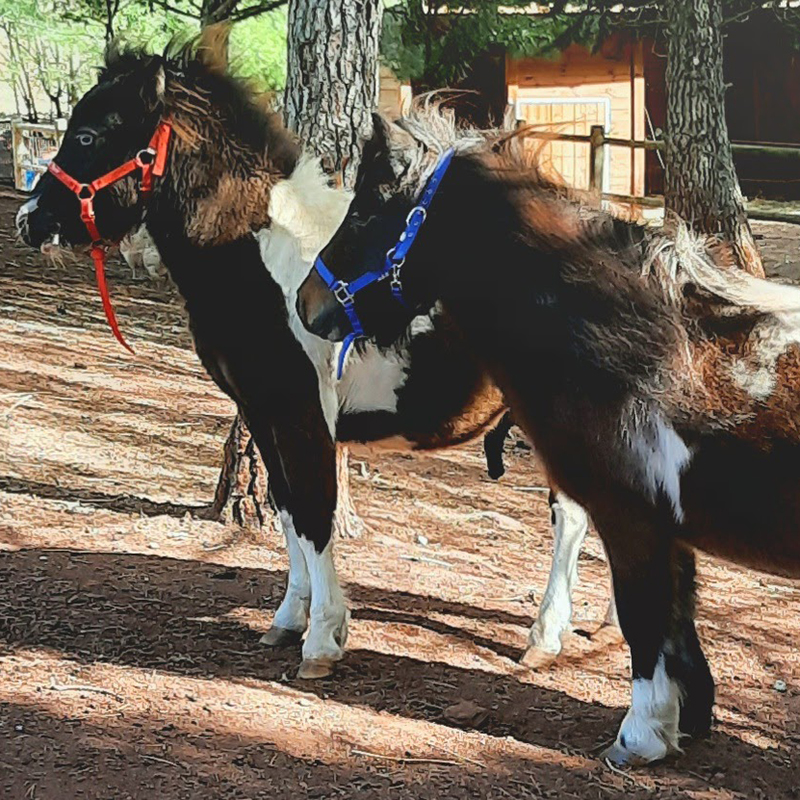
[284,0,382,185]
[209,415,275,530]
[664,0,764,277]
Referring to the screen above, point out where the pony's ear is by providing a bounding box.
[370,112,393,151]
[141,57,166,111]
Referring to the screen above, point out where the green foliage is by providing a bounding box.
[381,1,800,89]
[230,7,287,91]
[0,0,288,119]
[381,2,598,87]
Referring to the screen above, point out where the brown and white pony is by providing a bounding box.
[14,35,613,679]
[297,107,800,765]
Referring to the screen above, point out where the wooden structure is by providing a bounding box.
[378,65,412,117]
[11,119,64,192]
[508,35,646,198]
[495,11,800,200]
[524,126,800,224]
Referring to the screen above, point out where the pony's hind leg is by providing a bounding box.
[596,503,714,766]
[522,491,589,667]
[260,509,311,646]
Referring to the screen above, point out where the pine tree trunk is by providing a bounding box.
[664,0,764,277]
[284,0,382,186]
[209,415,275,529]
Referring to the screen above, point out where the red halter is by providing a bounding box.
[47,121,173,353]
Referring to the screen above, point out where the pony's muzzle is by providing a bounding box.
[16,195,60,249]
[297,269,349,342]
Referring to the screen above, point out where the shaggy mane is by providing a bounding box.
[392,100,800,320]
[103,25,298,174]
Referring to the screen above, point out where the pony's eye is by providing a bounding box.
[76,132,95,147]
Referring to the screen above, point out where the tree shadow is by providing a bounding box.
[0,476,210,519]
[0,547,794,798]
[0,700,704,800]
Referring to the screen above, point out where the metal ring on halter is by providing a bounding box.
[406,205,427,225]
[135,147,156,167]
[77,184,96,200]
[386,246,406,267]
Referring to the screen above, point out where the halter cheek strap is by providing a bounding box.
[314,147,454,379]
[47,120,172,353]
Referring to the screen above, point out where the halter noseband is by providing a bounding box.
[47,120,173,353]
[314,148,454,378]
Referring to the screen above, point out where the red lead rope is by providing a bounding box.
[47,121,173,354]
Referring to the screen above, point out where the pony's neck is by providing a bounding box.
[400,153,570,358]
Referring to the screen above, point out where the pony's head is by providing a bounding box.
[298,111,453,345]
[17,50,168,250]
[17,26,298,253]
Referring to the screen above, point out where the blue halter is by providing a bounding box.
[314,148,454,378]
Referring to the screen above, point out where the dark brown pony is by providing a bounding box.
[15,32,613,679]
[298,107,800,765]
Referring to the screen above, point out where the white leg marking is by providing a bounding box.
[269,511,311,634]
[525,493,588,658]
[297,536,349,666]
[612,654,683,764]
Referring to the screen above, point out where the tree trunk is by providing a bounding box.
[200,0,238,24]
[284,0,382,185]
[210,1,380,531]
[664,0,764,277]
[209,415,276,530]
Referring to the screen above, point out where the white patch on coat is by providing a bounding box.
[614,654,683,763]
[255,223,339,437]
[729,310,800,400]
[296,536,349,664]
[526,492,589,656]
[267,156,353,264]
[626,411,692,523]
[270,510,311,633]
[15,195,38,234]
[338,344,408,414]
[120,226,165,279]
[254,156,352,438]
[338,311,437,415]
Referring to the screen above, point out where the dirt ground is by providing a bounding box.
[0,189,798,799]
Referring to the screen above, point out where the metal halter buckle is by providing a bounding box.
[333,281,355,307]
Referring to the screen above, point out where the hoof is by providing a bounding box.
[591,623,624,646]
[297,658,337,680]
[520,645,559,670]
[602,742,654,768]
[260,626,304,648]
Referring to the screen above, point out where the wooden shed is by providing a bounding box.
[406,9,800,201]
[507,33,646,198]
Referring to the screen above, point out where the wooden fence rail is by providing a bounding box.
[522,125,800,223]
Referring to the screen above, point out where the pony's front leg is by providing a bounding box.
[295,534,349,679]
[246,411,348,679]
[522,491,588,667]
[594,503,714,766]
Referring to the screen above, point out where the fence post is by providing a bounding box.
[589,124,605,196]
